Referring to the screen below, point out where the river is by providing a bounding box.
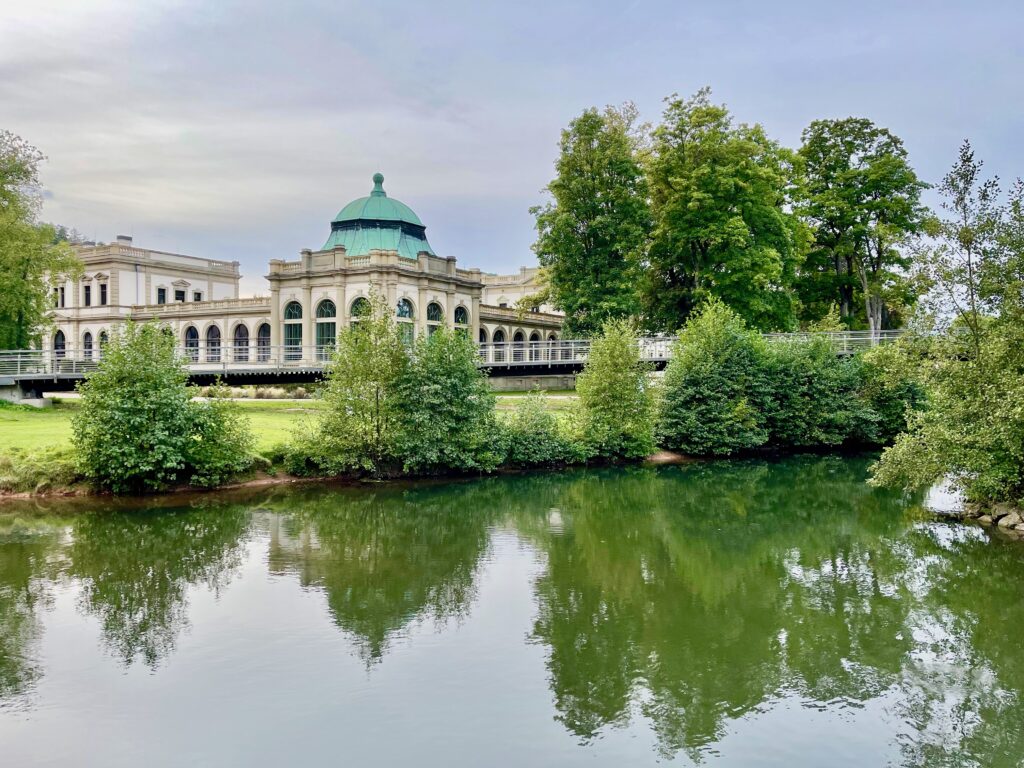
[1,456,1022,766]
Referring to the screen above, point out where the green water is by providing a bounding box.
[1,456,1023,767]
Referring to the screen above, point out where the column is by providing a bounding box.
[301,283,313,363]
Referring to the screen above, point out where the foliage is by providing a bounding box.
[314,294,409,473]
[532,104,650,336]
[796,118,927,331]
[872,142,1024,504]
[0,130,81,349]
[643,88,809,332]
[572,319,656,460]
[393,326,501,473]
[72,321,254,492]
[657,300,769,455]
[0,446,82,493]
[504,391,579,467]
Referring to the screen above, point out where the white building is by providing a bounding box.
[46,174,562,362]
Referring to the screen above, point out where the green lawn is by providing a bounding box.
[0,392,576,454]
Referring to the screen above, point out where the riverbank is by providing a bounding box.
[956,501,1024,537]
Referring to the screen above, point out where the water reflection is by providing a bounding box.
[0,458,1023,765]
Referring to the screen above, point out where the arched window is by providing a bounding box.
[493,328,506,362]
[283,301,302,360]
[529,331,541,361]
[257,323,271,362]
[478,327,488,343]
[513,330,526,362]
[454,306,469,326]
[426,301,443,336]
[53,330,66,359]
[316,300,337,360]
[184,326,199,362]
[233,324,249,363]
[206,325,221,362]
[83,331,93,360]
[396,298,415,345]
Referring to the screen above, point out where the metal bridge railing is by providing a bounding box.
[0,331,905,379]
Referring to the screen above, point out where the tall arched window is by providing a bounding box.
[257,323,271,362]
[349,296,371,328]
[493,328,506,362]
[454,306,469,326]
[396,298,415,345]
[316,299,337,360]
[184,326,199,362]
[513,330,526,362]
[426,301,443,336]
[529,331,541,361]
[206,325,221,363]
[53,330,66,359]
[82,331,93,360]
[283,301,302,361]
[478,327,488,343]
[233,324,249,362]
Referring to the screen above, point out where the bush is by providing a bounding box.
[657,300,769,455]
[72,321,255,492]
[573,319,656,460]
[394,326,501,473]
[505,391,578,468]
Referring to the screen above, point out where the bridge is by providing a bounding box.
[0,330,903,401]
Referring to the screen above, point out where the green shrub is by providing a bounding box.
[858,342,926,444]
[657,300,769,455]
[505,391,578,468]
[573,319,656,460]
[72,321,255,492]
[394,326,501,473]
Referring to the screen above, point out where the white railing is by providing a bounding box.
[0,331,905,379]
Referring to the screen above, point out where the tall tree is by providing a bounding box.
[0,130,80,349]
[532,104,650,336]
[797,118,927,333]
[643,88,809,332]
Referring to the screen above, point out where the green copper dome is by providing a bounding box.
[322,173,435,258]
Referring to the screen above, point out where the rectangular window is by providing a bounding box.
[157,288,167,304]
[84,285,91,307]
[316,322,336,360]
[99,284,107,305]
[59,286,65,308]
[193,291,202,302]
[174,289,186,302]
[284,324,302,361]
[53,288,59,308]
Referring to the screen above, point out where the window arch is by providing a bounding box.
[529,331,541,361]
[257,323,271,362]
[492,328,506,362]
[83,331,93,360]
[316,300,337,360]
[99,331,109,348]
[396,298,415,345]
[454,306,469,326]
[206,325,221,362]
[184,326,199,362]
[233,324,249,362]
[478,327,488,343]
[350,296,370,317]
[53,330,66,359]
[283,301,302,360]
[513,330,526,362]
[427,302,443,322]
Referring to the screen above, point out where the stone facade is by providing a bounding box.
[44,179,562,362]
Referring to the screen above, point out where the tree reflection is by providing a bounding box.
[264,483,497,663]
[67,503,251,667]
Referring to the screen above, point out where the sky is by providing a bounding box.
[2,0,1022,296]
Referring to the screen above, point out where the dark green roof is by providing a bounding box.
[322,173,434,258]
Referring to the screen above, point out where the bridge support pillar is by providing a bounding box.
[0,378,51,408]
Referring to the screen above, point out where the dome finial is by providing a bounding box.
[371,172,386,197]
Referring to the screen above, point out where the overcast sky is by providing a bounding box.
[3,0,1022,295]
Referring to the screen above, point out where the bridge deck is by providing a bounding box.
[0,331,903,390]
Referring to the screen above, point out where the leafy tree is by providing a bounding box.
[0,131,81,348]
[571,319,656,460]
[314,293,409,474]
[393,326,500,473]
[643,88,809,332]
[797,118,927,332]
[73,321,253,492]
[504,390,579,467]
[872,143,1024,504]
[657,300,769,455]
[532,104,650,336]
